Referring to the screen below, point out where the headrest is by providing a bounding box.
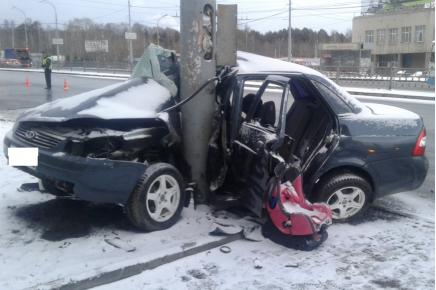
[260,101,276,127]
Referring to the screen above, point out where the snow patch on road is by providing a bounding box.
[0,121,434,290]
[344,87,435,99]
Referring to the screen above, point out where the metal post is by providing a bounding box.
[156,14,168,46]
[288,0,292,61]
[12,6,28,49]
[41,0,59,64]
[11,22,15,48]
[180,0,216,202]
[245,24,248,50]
[389,64,393,90]
[336,65,340,82]
[128,0,133,70]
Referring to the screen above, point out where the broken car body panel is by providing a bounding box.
[3,50,428,219]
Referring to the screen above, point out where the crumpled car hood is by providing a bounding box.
[17,77,172,123]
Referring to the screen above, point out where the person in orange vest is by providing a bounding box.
[41,52,52,89]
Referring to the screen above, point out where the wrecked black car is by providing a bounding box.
[3,47,428,234]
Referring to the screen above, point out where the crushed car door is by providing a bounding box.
[231,75,293,216]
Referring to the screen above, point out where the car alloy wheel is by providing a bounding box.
[126,163,185,231]
[145,174,181,222]
[326,186,365,220]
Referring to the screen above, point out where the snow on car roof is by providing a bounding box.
[236,51,323,77]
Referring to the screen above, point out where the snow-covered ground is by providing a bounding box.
[343,87,435,99]
[94,192,435,290]
[0,120,434,290]
[0,121,243,289]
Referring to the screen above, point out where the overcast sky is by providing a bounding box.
[2,0,363,33]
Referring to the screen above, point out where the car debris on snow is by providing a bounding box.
[209,216,264,242]
[254,258,263,269]
[285,263,299,268]
[219,246,231,254]
[17,182,39,192]
[104,237,136,252]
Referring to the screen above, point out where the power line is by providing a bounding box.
[240,9,288,24]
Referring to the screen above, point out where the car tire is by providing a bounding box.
[126,163,185,231]
[315,173,372,222]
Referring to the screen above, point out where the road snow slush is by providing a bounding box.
[0,141,434,289]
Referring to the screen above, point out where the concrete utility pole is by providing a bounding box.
[288,0,292,61]
[12,6,28,49]
[216,4,237,67]
[180,0,217,202]
[41,0,59,58]
[127,0,133,70]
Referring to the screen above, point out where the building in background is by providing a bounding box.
[320,1,434,72]
[319,43,371,69]
[352,4,435,70]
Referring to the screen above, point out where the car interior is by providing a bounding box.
[241,76,335,167]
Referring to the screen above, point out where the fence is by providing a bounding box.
[315,65,434,91]
[0,58,434,91]
[57,61,131,74]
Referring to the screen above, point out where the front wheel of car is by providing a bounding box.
[126,163,185,231]
[315,173,372,222]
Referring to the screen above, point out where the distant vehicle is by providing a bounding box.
[0,48,32,67]
[396,70,407,76]
[411,71,423,77]
[3,50,428,234]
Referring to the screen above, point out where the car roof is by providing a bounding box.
[236,51,324,77]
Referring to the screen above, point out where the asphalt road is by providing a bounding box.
[0,70,121,111]
[0,70,434,198]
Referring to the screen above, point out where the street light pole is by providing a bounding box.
[288,0,292,61]
[156,14,168,46]
[127,0,133,70]
[11,22,15,48]
[12,6,28,49]
[40,0,59,60]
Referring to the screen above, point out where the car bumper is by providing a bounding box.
[3,130,146,204]
[368,155,429,198]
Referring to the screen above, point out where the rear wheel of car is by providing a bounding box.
[126,163,185,231]
[315,173,372,222]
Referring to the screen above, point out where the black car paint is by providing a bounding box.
[3,68,428,208]
[302,75,428,200]
[3,77,186,204]
[4,128,146,204]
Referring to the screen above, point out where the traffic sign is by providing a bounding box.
[52,38,64,45]
[125,32,137,40]
[85,40,109,52]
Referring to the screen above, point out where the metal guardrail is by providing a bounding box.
[313,66,434,90]
[58,62,131,74]
[0,60,433,90]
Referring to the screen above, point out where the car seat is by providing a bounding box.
[260,101,276,127]
[242,93,262,120]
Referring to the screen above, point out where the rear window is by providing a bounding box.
[309,75,362,114]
